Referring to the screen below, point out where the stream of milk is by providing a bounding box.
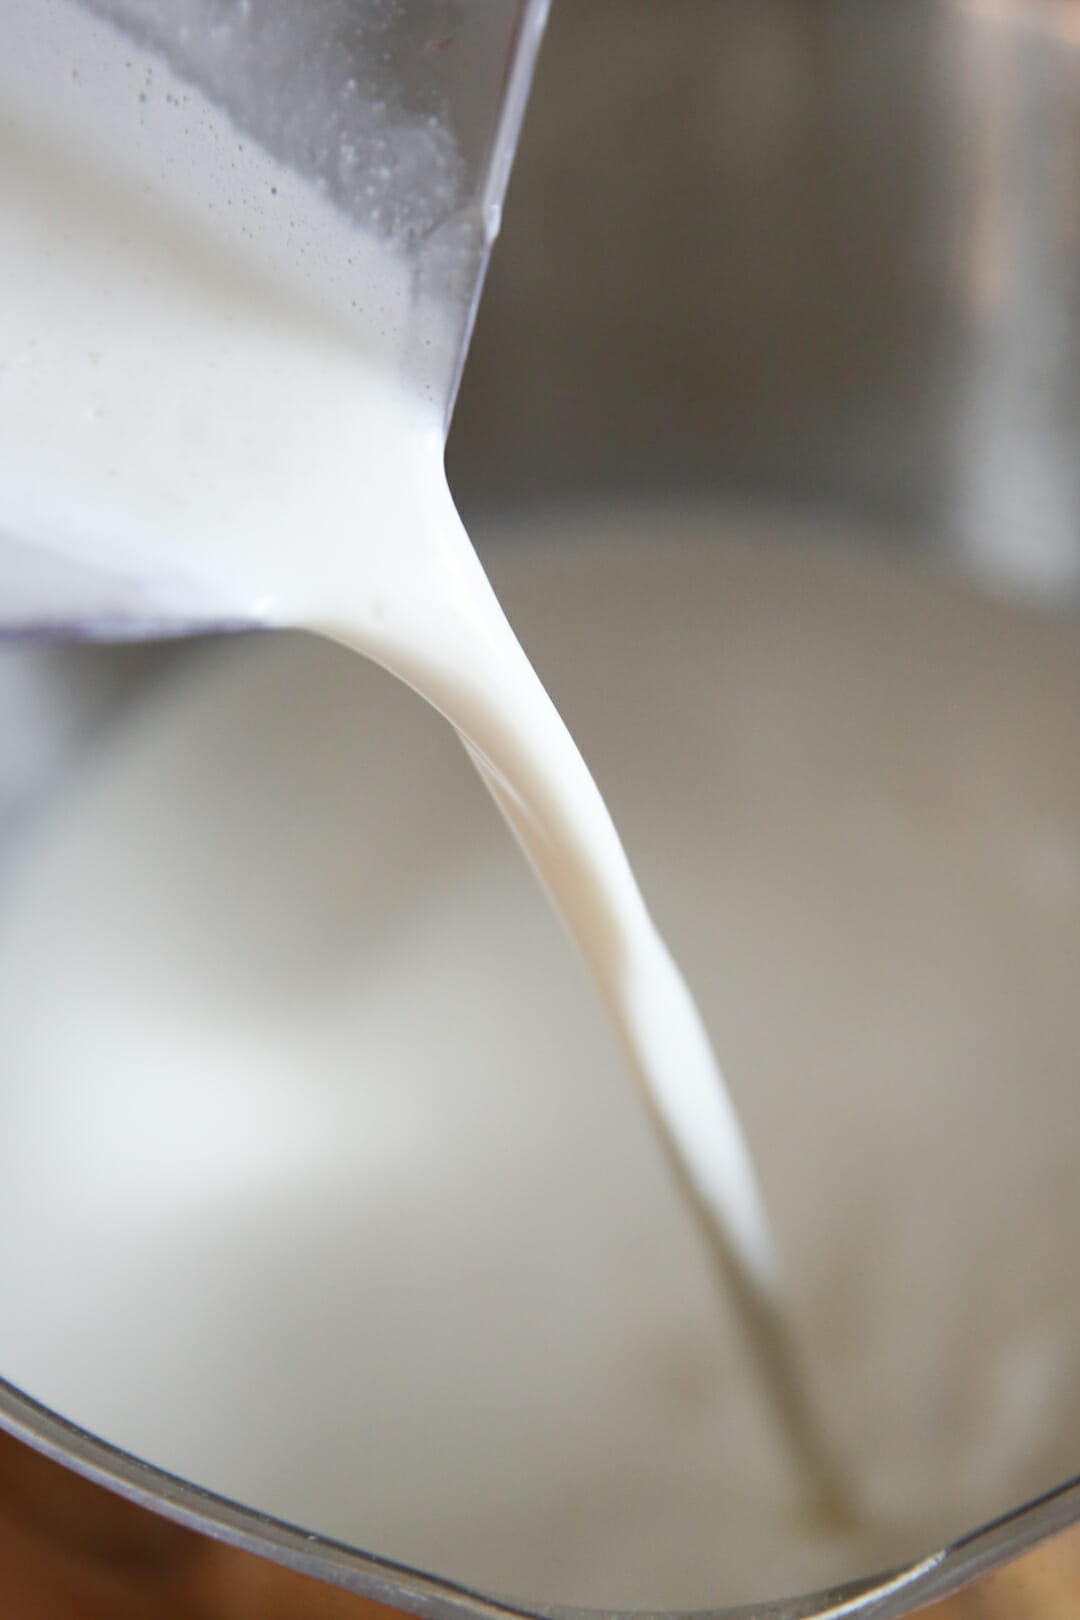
[0,10,846,1530]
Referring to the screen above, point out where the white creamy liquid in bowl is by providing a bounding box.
[0,508,1077,1610]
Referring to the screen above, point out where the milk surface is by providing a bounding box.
[0,512,1077,1610]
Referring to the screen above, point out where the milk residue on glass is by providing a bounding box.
[0,0,844,1546]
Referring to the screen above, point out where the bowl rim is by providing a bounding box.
[2,1375,1078,1620]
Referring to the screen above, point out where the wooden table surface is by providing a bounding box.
[1,1427,1077,1620]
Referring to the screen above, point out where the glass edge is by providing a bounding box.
[441,0,552,436]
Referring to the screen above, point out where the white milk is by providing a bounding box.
[2,8,1077,1607]
[0,0,841,1551]
[0,511,1077,1610]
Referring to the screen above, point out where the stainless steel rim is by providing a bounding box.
[2,1375,1078,1620]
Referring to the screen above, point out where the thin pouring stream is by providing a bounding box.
[306,496,854,1524]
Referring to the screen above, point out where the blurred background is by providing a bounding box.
[449,0,1080,606]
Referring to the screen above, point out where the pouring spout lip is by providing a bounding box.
[0,615,260,644]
